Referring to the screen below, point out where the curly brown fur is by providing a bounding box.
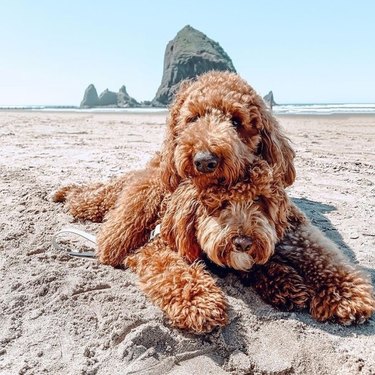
[53,72,374,328]
[125,238,228,334]
[52,177,128,223]
[96,167,167,266]
[161,159,295,270]
[243,256,313,311]
[273,222,375,325]
[160,159,375,323]
[160,71,296,191]
[121,159,289,333]
[52,153,162,223]
[54,72,296,266]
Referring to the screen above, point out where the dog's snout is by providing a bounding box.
[233,236,253,252]
[193,152,219,173]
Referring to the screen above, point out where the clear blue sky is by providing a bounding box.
[0,0,374,105]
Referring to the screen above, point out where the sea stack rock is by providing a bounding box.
[117,85,139,107]
[80,84,99,108]
[263,91,277,109]
[97,89,118,107]
[152,25,236,106]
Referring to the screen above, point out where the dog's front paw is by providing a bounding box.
[167,284,228,334]
[163,264,228,334]
[310,272,375,325]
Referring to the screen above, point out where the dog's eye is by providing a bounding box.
[187,115,199,123]
[253,196,261,202]
[231,117,242,128]
[220,201,229,209]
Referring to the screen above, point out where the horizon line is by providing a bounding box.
[1,102,375,107]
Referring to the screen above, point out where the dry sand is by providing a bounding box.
[0,110,374,375]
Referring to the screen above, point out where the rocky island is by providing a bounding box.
[151,25,236,106]
[80,84,139,108]
[79,25,275,108]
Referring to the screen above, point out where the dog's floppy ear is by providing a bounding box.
[258,109,296,187]
[160,126,180,192]
[268,186,307,238]
[160,79,194,192]
[161,182,201,263]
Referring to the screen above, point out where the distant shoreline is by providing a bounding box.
[1,103,375,116]
[0,107,169,115]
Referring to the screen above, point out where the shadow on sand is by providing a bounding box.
[293,197,375,283]
[290,197,375,337]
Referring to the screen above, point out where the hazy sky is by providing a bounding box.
[0,0,374,105]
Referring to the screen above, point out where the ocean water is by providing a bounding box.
[273,103,375,115]
[0,103,374,115]
[0,105,168,114]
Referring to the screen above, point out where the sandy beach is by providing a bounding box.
[0,110,374,375]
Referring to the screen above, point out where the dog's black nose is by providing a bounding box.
[233,236,253,252]
[193,152,219,173]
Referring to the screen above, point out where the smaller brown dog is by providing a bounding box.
[123,160,313,333]
[161,160,293,269]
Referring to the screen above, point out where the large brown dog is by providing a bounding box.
[55,71,296,266]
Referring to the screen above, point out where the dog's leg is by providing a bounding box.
[53,173,136,222]
[53,182,122,223]
[125,239,228,334]
[53,155,161,222]
[96,171,165,266]
[242,256,312,311]
[53,184,85,203]
[53,182,110,222]
[278,222,375,325]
